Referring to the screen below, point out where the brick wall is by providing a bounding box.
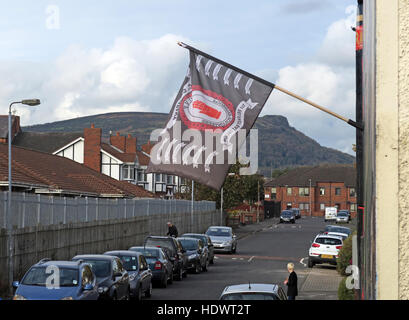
[125,134,137,153]
[84,124,101,172]
[110,132,126,152]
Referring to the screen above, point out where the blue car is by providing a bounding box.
[129,246,173,288]
[104,250,153,300]
[12,258,99,300]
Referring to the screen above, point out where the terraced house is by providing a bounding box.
[1,117,187,198]
[263,165,356,217]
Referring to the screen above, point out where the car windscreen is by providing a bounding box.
[118,255,138,272]
[281,211,293,217]
[315,237,342,245]
[145,239,175,255]
[22,267,79,287]
[179,239,198,250]
[182,234,207,245]
[328,227,351,235]
[220,292,278,300]
[206,228,231,237]
[131,248,160,262]
[337,212,348,216]
[78,260,111,278]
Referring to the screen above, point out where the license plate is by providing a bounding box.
[321,254,333,259]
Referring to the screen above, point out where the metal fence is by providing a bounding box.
[0,192,216,229]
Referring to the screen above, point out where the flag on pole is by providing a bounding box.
[146,44,273,191]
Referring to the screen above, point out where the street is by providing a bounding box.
[151,217,345,300]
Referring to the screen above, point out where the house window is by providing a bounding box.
[299,187,309,196]
[287,187,292,196]
[137,169,146,182]
[155,174,162,182]
[350,203,357,212]
[320,203,325,211]
[122,165,135,181]
[271,187,277,200]
[319,187,325,196]
[335,203,341,209]
[335,188,341,196]
[300,203,309,211]
[350,188,356,197]
[167,175,174,184]
[286,202,292,209]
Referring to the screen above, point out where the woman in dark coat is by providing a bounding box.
[284,262,298,300]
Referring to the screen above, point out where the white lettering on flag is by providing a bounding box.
[213,64,222,80]
[234,73,242,89]
[205,60,213,76]
[224,69,233,85]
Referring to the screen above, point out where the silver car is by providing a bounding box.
[219,283,287,300]
[335,211,349,224]
[205,226,237,254]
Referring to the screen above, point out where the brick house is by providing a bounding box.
[6,116,186,197]
[0,143,154,198]
[263,165,357,217]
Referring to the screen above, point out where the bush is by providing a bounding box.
[338,277,355,300]
[336,231,356,276]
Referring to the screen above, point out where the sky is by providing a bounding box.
[0,0,357,155]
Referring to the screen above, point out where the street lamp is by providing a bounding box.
[7,99,40,296]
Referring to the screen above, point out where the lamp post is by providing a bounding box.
[309,179,312,217]
[7,99,40,296]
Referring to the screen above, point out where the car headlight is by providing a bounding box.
[222,241,232,246]
[61,296,73,300]
[13,295,27,300]
[98,286,109,294]
[188,254,198,260]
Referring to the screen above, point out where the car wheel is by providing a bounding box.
[195,262,201,274]
[137,286,142,301]
[161,273,168,288]
[308,258,314,268]
[210,258,214,265]
[168,271,173,284]
[175,267,183,281]
[145,282,152,298]
[232,245,237,254]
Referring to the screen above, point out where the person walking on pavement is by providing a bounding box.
[284,262,298,300]
[166,221,178,238]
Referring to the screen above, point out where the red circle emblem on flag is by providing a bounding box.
[179,85,235,131]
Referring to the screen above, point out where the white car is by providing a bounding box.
[324,207,337,222]
[308,234,343,268]
[335,211,349,224]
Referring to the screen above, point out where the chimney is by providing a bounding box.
[125,133,137,154]
[84,123,101,172]
[110,131,126,152]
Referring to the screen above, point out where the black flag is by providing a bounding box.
[147,45,273,190]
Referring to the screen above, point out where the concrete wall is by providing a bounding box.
[365,0,409,300]
[398,0,409,300]
[0,209,221,297]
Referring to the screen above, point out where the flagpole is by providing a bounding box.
[177,41,363,131]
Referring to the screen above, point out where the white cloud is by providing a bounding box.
[261,5,356,155]
[0,34,191,125]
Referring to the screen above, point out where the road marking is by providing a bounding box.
[248,256,255,262]
[300,257,308,267]
[216,254,300,263]
[232,258,237,260]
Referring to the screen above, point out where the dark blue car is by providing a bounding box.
[12,258,99,300]
[129,246,173,288]
[104,250,152,300]
[72,254,130,300]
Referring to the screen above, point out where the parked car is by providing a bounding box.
[129,246,173,288]
[324,207,338,222]
[12,258,99,300]
[71,254,129,300]
[279,210,295,224]
[291,208,301,219]
[337,210,351,222]
[205,226,237,254]
[335,211,350,224]
[144,236,188,280]
[219,283,287,300]
[323,225,352,239]
[177,237,208,273]
[103,250,152,300]
[181,233,215,265]
[308,234,343,268]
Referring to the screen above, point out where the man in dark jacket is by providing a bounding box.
[166,222,178,238]
[284,262,298,300]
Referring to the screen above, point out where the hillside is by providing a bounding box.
[24,112,355,177]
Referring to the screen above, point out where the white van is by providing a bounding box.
[324,207,337,222]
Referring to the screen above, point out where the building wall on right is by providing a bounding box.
[362,0,409,300]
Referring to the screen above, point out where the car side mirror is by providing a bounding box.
[197,249,202,254]
[232,234,236,239]
[12,281,20,289]
[113,272,122,279]
[181,249,186,253]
